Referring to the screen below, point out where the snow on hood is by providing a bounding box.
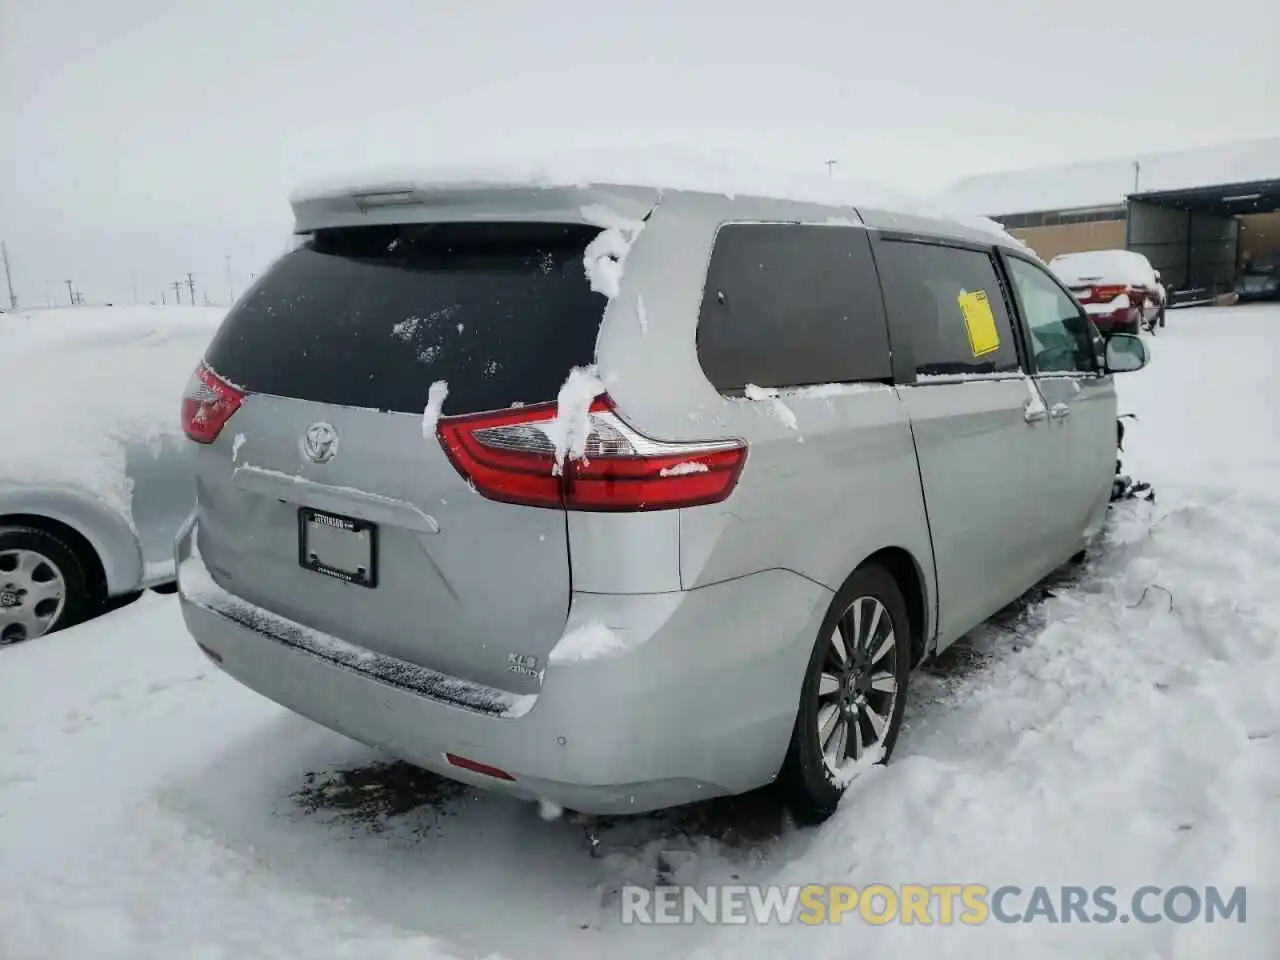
[0,307,224,522]
[1050,249,1158,288]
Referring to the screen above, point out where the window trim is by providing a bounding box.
[695,219,895,395]
[867,230,1029,386]
[996,249,1104,379]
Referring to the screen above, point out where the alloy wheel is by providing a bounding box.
[814,595,900,775]
[0,548,67,645]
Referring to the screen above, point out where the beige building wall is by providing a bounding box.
[1010,211,1280,271]
[1239,212,1280,265]
[1009,220,1127,261]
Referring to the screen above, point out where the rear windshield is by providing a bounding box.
[204,222,607,416]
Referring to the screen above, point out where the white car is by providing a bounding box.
[0,307,223,644]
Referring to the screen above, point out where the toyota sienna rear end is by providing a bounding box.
[177,180,932,819]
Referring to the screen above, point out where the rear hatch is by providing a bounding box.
[189,221,611,695]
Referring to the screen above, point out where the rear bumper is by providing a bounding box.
[1086,306,1140,331]
[177,521,829,815]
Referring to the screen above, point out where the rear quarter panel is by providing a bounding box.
[125,433,198,584]
[678,386,933,600]
[594,193,935,630]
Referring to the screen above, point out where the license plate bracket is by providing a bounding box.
[298,507,377,588]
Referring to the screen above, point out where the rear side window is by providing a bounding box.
[203,222,607,416]
[695,224,892,393]
[875,239,1021,377]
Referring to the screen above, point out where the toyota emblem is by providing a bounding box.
[301,422,339,464]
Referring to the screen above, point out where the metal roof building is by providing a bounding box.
[940,137,1280,297]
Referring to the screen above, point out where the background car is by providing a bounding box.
[1236,262,1280,302]
[1048,249,1163,334]
[0,306,223,644]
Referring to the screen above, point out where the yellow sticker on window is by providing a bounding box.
[957,289,1001,357]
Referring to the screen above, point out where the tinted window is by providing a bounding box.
[875,239,1021,377]
[1005,257,1102,374]
[695,224,892,393]
[204,222,607,416]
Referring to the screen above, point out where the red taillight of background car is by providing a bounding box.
[1089,284,1129,303]
[181,362,245,444]
[437,395,747,512]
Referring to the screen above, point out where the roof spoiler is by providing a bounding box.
[290,182,662,234]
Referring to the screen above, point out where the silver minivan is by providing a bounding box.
[176,181,1148,823]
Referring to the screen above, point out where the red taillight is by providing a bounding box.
[1090,284,1128,303]
[181,362,245,444]
[437,395,747,512]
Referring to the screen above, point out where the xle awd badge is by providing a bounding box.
[301,422,339,464]
[507,653,540,678]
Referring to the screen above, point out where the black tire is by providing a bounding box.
[0,526,92,645]
[779,564,912,825]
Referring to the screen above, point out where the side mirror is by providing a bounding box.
[1105,333,1149,374]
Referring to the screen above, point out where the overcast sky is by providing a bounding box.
[3,0,1277,308]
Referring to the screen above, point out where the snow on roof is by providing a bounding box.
[288,145,1029,250]
[290,145,916,211]
[938,136,1280,217]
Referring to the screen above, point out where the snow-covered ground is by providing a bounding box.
[2,305,1278,960]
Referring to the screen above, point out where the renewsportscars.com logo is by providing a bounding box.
[620,884,1248,926]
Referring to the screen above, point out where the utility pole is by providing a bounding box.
[186,272,197,305]
[161,289,167,305]
[131,271,139,305]
[171,280,184,305]
[224,255,235,304]
[65,280,75,305]
[824,159,838,178]
[1,242,16,308]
